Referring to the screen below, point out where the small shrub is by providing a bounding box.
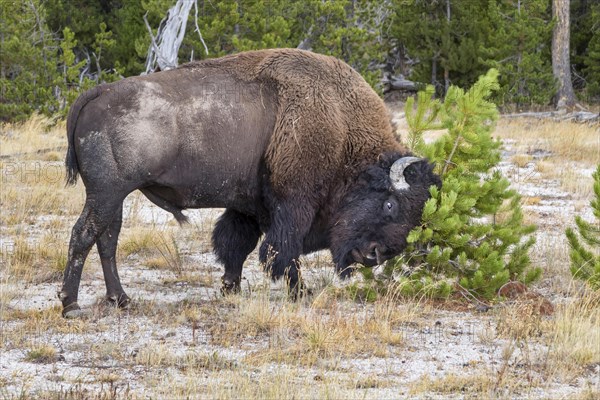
[361,69,539,300]
[566,164,600,289]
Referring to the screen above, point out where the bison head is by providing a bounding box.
[330,152,441,277]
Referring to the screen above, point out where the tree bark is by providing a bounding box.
[431,54,437,88]
[552,0,575,109]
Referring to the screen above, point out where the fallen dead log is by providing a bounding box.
[502,111,599,123]
[382,75,418,92]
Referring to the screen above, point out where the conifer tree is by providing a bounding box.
[581,4,600,99]
[0,0,59,120]
[566,165,600,290]
[482,0,554,107]
[362,70,540,300]
[392,0,555,106]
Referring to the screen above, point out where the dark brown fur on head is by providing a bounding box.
[329,152,441,277]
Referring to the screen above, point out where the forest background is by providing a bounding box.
[1,0,599,122]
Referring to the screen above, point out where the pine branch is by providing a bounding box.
[442,128,462,176]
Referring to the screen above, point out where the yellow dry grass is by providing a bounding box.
[495,118,599,165]
[0,232,67,283]
[144,367,365,400]
[135,345,234,371]
[25,343,59,363]
[409,373,494,396]
[2,305,95,352]
[210,286,422,366]
[0,113,66,157]
[496,118,598,201]
[545,289,600,376]
[1,115,598,399]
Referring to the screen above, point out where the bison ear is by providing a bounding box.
[361,165,391,191]
[377,152,407,169]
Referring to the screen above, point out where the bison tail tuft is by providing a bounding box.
[65,144,79,186]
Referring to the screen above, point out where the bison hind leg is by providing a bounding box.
[212,209,261,294]
[60,193,129,317]
[96,204,130,309]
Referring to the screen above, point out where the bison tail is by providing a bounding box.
[65,140,79,186]
[65,86,102,186]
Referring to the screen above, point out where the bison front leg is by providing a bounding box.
[259,201,314,299]
[212,209,261,294]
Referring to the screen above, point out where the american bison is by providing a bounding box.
[58,48,441,317]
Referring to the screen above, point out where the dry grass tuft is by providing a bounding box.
[207,286,294,347]
[531,233,573,293]
[409,373,493,396]
[236,288,418,366]
[163,271,214,287]
[3,305,93,348]
[135,345,235,371]
[546,290,600,374]
[556,168,596,198]
[119,228,165,258]
[25,343,59,363]
[1,232,67,283]
[496,300,548,340]
[353,375,389,389]
[1,185,75,226]
[144,367,357,400]
[511,153,534,168]
[119,228,184,274]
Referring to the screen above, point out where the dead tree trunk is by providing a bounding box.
[552,0,575,109]
[144,0,208,74]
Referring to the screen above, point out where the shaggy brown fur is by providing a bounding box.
[182,49,402,199]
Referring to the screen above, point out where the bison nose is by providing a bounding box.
[363,242,383,265]
[364,242,377,260]
[364,242,390,265]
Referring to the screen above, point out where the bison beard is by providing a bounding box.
[58,48,440,317]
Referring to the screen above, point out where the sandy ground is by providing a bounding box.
[1,115,599,399]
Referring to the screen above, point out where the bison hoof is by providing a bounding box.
[288,285,312,302]
[337,266,354,279]
[221,276,241,295]
[105,293,131,309]
[62,302,88,319]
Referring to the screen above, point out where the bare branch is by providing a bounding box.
[143,0,195,74]
[193,0,209,56]
[143,11,168,74]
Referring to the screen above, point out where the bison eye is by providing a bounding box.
[383,198,398,217]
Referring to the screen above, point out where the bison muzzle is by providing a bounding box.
[58,49,441,317]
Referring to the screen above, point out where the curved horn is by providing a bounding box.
[389,157,423,191]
